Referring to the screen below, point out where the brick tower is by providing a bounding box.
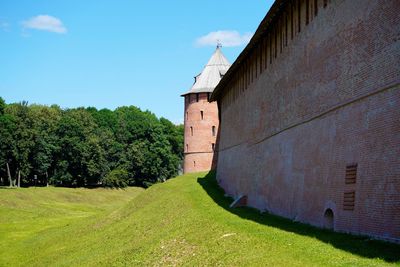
[181,45,230,173]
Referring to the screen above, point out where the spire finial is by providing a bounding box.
[217,40,222,49]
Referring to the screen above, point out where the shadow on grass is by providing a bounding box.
[197,171,400,263]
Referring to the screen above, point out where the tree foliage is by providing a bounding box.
[101,169,129,188]
[0,100,183,188]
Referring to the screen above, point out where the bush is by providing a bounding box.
[102,169,129,188]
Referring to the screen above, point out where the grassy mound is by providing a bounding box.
[0,172,398,266]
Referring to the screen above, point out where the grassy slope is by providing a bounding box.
[0,172,398,266]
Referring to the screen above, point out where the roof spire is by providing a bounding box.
[181,43,231,96]
[217,40,222,49]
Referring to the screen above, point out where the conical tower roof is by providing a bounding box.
[182,46,231,96]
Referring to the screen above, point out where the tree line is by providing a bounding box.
[0,97,183,188]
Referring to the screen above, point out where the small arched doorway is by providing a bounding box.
[324,209,334,230]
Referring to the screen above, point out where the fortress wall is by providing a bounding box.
[216,0,400,241]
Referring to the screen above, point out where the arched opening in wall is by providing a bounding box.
[212,126,216,136]
[193,161,196,167]
[323,209,334,230]
[186,144,188,152]
[200,111,204,120]
[190,127,193,136]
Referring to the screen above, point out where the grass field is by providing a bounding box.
[0,172,399,266]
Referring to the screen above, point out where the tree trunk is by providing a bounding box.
[17,170,21,188]
[46,171,49,187]
[6,162,12,187]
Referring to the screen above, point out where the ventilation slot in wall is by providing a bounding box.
[343,191,355,211]
[345,164,357,184]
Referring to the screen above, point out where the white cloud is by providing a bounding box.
[0,21,10,32]
[173,118,184,125]
[22,15,67,34]
[195,30,253,47]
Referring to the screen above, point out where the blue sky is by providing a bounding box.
[0,0,273,123]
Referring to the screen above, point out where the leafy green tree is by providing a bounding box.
[82,134,109,185]
[30,105,61,185]
[0,110,16,186]
[55,108,97,186]
[6,102,35,186]
[160,117,184,160]
[0,98,183,188]
[87,107,117,133]
[0,97,5,115]
[51,160,74,186]
[101,169,128,188]
[120,140,147,186]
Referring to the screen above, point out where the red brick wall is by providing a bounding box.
[216,0,400,242]
[184,93,219,173]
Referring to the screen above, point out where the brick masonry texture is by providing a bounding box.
[215,0,400,242]
[184,93,219,173]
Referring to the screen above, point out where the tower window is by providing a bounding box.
[212,126,216,136]
[345,164,357,184]
[194,161,196,167]
[212,143,215,151]
[186,144,188,152]
[190,126,193,136]
[343,191,355,211]
[200,111,204,120]
[196,93,199,102]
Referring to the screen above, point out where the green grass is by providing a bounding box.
[0,172,398,266]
